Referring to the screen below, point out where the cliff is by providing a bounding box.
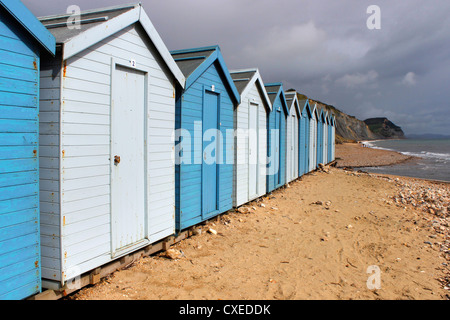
[364,118,405,139]
[292,91,406,143]
[309,99,379,143]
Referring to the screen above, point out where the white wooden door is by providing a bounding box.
[111,65,146,255]
[248,102,258,199]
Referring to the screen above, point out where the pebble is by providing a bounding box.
[208,228,218,235]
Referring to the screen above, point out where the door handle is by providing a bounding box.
[114,155,121,165]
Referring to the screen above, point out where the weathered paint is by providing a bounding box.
[230,69,271,208]
[298,99,311,177]
[316,109,324,166]
[265,84,289,193]
[172,46,239,231]
[285,92,300,183]
[38,5,183,288]
[309,104,318,172]
[0,0,55,300]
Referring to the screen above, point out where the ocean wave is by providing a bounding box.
[401,151,450,161]
[362,141,450,161]
[361,141,395,152]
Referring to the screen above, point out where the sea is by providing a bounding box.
[360,139,450,182]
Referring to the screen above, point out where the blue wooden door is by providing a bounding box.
[202,91,219,217]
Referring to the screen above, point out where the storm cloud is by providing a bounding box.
[22,0,450,135]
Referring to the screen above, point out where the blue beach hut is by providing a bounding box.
[265,83,289,193]
[0,0,55,300]
[297,96,311,176]
[316,108,325,166]
[171,46,240,231]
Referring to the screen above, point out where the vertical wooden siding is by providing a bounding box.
[176,62,234,231]
[39,24,176,284]
[234,83,267,207]
[0,12,41,299]
[266,94,286,193]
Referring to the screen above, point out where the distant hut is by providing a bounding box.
[331,115,336,161]
[265,83,289,192]
[0,0,55,299]
[171,46,240,231]
[230,68,271,208]
[284,91,300,183]
[316,108,325,166]
[297,96,311,176]
[323,110,329,165]
[309,103,318,171]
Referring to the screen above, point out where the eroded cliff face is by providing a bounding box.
[309,100,405,142]
[364,118,405,139]
[312,100,379,142]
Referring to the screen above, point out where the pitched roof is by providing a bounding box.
[39,3,185,87]
[171,46,217,80]
[230,70,256,95]
[284,91,300,117]
[0,0,55,54]
[229,68,272,111]
[264,83,289,114]
[171,46,240,105]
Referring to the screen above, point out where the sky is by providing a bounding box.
[22,0,450,136]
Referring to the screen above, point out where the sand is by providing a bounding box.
[69,153,449,300]
[335,142,415,168]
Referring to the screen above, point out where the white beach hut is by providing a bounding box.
[323,111,329,165]
[284,91,300,183]
[230,68,272,207]
[309,103,318,172]
[37,4,185,289]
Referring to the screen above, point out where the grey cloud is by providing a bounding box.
[22,0,450,135]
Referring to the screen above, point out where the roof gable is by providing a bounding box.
[284,91,301,117]
[39,3,185,88]
[230,68,272,112]
[0,0,55,54]
[310,102,319,119]
[171,45,240,105]
[265,83,289,115]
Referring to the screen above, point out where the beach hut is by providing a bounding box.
[37,4,185,289]
[265,83,289,193]
[309,103,318,172]
[171,46,240,231]
[0,0,55,300]
[297,96,311,176]
[331,115,336,161]
[230,68,271,208]
[323,111,329,165]
[284,91,300,183]
[316,108,325,166]
[327,114,333,163]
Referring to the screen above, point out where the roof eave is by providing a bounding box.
[231,68,272,112]
[60,5,141,60]
[56,4,186,88]
[184,48,240,105]
[1,0,56,55]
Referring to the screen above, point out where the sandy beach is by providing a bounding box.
[68,144,449,300]
[335,142,416,168]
